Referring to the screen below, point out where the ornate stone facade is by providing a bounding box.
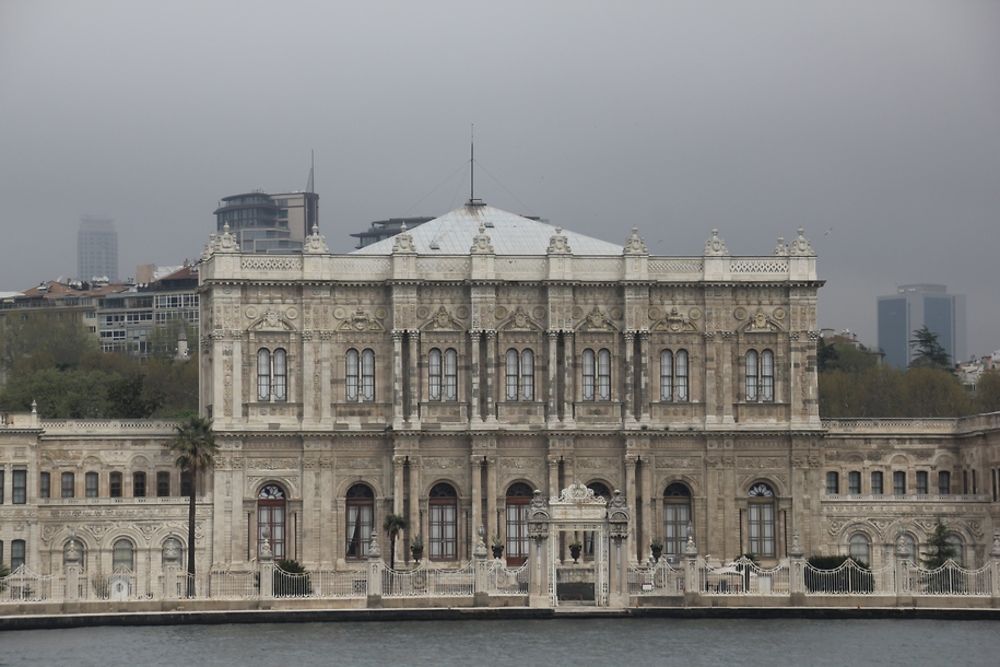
[3,204,1000,592]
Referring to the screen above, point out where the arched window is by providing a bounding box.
[443,348,457,401]
[257,484,287,560]
[521,349,534,400]
[258,347,289,402]
[345,484,374,560]
[505,482,533,565]
[946,534,964,566]
[897,534,917,561]
[916,470,929,495]
[747,482,776,558]
[428,348,442,400]
[893,471,906,496]
[361,348,375,402]
[162,537,184,567]
[61,471,75,498]
[938,470,951,495]
[156,471,171,497]
[257,348,271,400]
[345,348,360,401]
[675,350,689,401]
[849,533,871,567]
[584,481,612,559]
[506,348,519,401]
[871,471,884,495]
[11,539,25,570]
[761,350,774,401]
[660,350,673,401]
[581,349,596,400]
[826,471,839,495]
[745,350,759,401]
[110,471,123,498]
[85,471,99,498]
[663,483,692,560]
[597,348,611,400]
[133,471,146,498]
[848,471,862,495]
[112,538,135,571]
[429,483,458,561]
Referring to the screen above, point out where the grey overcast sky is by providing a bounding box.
[2,0,999,355]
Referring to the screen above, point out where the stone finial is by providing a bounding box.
[303,224,329,254]
[684,531,698,556]
[368,530,381,559]
[788,227,815,256]
[546,227,572,255]
[259,537,273,561]
[470,222,494,254]
[474,525,488,558]
[215,223,238,253]
[991,533,1000,558]
[64,537,82,564]
[623,227,648,255]
[774,237,789,256]
[789,531,803,557]
[30,399,37,415]
[703,229,729,256]
[392,227,416,254]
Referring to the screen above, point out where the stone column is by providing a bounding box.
[720,332,735,424]
[408,330,420,424]
[471,455,483,539]
[638,332,651,422]
[408,457,422,553]
[640,457,653,560]
[547,456,559,499]
[484,330,497,423]
[392,455,405,516]
[320,334,332,423]
[469,331,482,423]
[623,331,635,423]
[989,535,1000,602]
[391,330,404,428]
[486,456,498,541]
[625,455,638,562]
[546,331,559,424]
[561,332,574,423]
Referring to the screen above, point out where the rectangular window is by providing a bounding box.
[871,471,883,495]
[664,501,691,557]
[361,349,375,402]
[12,470,26,504]
[505,502,530,563]
[157,471,171,497]
[181,470,193,497]
[0,470,4,504]
[748,502,775,557]
[429,503,457,560]
[760,350,775,402]
[110,472,122,498]
[825,471,839,495]
[993,469,998,503]
[660,350,673,401]
[963,470,969,494]
[133,471,146,498]
[61,472,75,498]
[916,471,928,495]
[39,472,50,499]
[11,539,25,570]
[345,502,373,559]
[443,348,457,401]
[86,472,99,497]
[972,469,977,494]
[582,350,595,400]
[675,350,689,402]
[427,349,441,401]
[848,471,861,495]
[597,349,611,400]
[938,470,951,495]
[893,471,906,496]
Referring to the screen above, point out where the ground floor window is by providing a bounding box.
[429,483,458,561]
[346,484,374,560]
[257,484,287,559]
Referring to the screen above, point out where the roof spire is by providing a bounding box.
[467,123,484,208]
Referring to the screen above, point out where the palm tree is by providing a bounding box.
[171,415,217,596]
[383,513,408,570]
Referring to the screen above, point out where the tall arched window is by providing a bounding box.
[85,471,99,498]
[675,350,689,401]
[938,470,951,495]
[521,349,534,400]
[825,471,839,495]
[584,481,611,559]
[597,348,611,400]
[257,484,287,560]
[660,350,690,402]
[745,349,775,402]
[429,483,458,561]
[133,471,146,498]
[581,349,596,400]
[505,482,533,565]
[506,349,519,401]
[109,471,122,498]
[745,350,759,401]
[361,348,375,402]
[272,348,287,401]
[660,350,673,401]
[761,350,774,401]
[663,483,692,560]
[443,348,457,401]
[848,471,862,495]
[747,482,776,558]
[428,348,442,400]
[345,348,360,401]
[345,484,374,560]
[258,348,271,400]
[112,538,135,571]
[849,533,871,566]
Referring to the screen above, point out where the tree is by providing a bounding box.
[900,367,971,417]
[921,521,959,570]
[909,325,951,370]
[974,370,1000,414]
[382,513,407,570]
[171,415,217,596]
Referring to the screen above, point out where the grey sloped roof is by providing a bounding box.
[351,204,622,256]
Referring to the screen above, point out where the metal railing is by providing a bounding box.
[627,560,685,595]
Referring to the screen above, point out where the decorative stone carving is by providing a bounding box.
[622,227,648,255]
[337,309,384,332]
[392,222,416,254]
[303,225,329,254]
[554,482,607,505]
[576,307,616,332]
[546,227,572,255]
[788,227,815,256]
[421,306,465,332]
[469,223,494,254]
[527,490,550,541]
[606,490,629,541]
[703,229,729,256]
[743,309,781,333]
[249,310,296,332]
[651,306,698,333]
[774,237,789,256]
[498,306,542,331]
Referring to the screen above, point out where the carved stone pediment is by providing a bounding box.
[337,309,385,332]
[651,306,698,333]
[248,310,296,332]
[575,307,617,332]
[421,306,465,332]
[742,309,782,334]
[498,306,542,332]
[552,482,607,506]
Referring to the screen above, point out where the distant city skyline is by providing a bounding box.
[2,1,999,354]
[76,215,118,282]
[878,284,967,368]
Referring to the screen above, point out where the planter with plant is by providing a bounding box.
[650,539,664,563]
[410,535,424,564]
[569,541,583,563]
[491,535,504,559]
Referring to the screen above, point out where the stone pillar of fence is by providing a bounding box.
[163,564,179,601]
[367,531,384,608]
[259,538,274,601]
[473,530,490,606]
[894,541,911,605]
[65,564,81,603]
[990,534,1000,607]
[527,490,551,608]
[683,534,701,606]
[788,532,805,605]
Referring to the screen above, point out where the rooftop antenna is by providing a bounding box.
[307,149,315,193]
[468,123,484,207]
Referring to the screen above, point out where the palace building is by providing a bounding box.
[2,201,999,595]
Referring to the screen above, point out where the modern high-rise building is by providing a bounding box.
[77,216,119,281]
[214,189,319,254]
[877,284,967,368]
